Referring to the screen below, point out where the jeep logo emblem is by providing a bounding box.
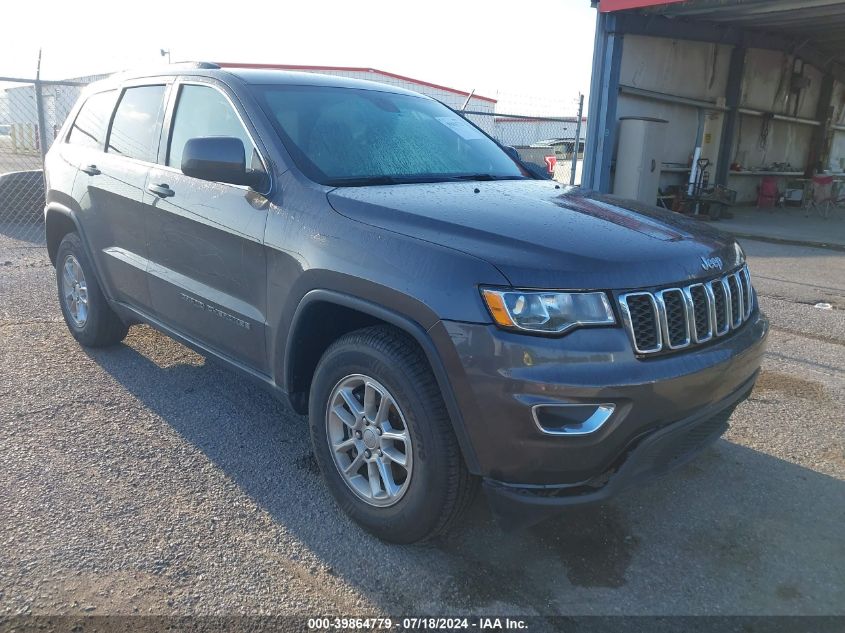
[700,256,723,271]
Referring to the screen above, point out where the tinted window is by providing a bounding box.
[107,85,166,161]
[168,84,256,170]
[67,90,116,150]
[255,85,526,186]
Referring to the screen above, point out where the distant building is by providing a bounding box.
[494,116,588,158]
[216,63,498,113]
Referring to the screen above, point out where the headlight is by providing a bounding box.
[481,288,616,334]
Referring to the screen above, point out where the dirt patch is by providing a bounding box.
[435,504,639,611]
[752,371,829,401]
[776,584,803,601]
[529,505,639,589]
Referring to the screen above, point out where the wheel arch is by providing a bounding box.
[44,203,116,304]
[45,203,82,265]
[283,289,481,473]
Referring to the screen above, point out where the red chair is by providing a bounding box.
[756,176,779,208]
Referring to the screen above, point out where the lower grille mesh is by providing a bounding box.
[626,294,659,352]
[662,290,687,346]
[690,285,710,340]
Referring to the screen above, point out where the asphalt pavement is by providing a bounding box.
[0,227,843,619]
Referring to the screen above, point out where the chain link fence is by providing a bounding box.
[0,77,88,244]
[463,110,586,185]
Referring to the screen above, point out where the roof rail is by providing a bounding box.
[170,61,221,70]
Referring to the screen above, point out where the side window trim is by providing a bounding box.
[104,81,172,164]
[163,79,271,193]
[64,89,117,151]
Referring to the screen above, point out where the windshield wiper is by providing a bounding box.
[327,173,528,187]
[440,174,526,182]
[327,175,404,187]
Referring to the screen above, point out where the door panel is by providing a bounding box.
[60,88,148,306]
[144,169,269,370]
[73,84,168,309]
[75,153,151,306]
[143,81,269,371]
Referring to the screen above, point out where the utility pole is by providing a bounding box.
[460,89,476,112]
[570,93,584,185]
[34,48,49,172]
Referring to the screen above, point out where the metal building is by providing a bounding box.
[583,0,845,205]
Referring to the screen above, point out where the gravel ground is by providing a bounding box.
[0,227,843,619]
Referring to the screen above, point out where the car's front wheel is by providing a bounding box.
[309,325,476,543]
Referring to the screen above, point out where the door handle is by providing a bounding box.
[81,164,101,176]
[147,183,175,198]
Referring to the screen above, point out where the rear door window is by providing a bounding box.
[107,85,167,162]
[67,90,116,150]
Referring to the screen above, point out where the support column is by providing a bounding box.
[715,46,746,187]
[805,73,835,177]
[582,12,623,193]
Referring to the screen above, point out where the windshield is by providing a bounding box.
[254,84,528,186]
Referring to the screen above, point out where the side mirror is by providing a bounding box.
[181,137,263,188]
[523,162,553,180]
[503,146,521,162]
[503,145,552,180]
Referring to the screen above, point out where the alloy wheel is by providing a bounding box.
[61,254,89,327]
[325,374,413,507]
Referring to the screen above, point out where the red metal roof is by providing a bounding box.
[600,0,685,12]
[215,62,497,103]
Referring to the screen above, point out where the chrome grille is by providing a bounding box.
[657,289,690,349]
[726,274,742,327]
[710,279,730,335]
[619,265,754,355]
[687,284,712,343]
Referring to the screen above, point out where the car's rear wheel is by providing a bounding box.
[309,325,477,543]
[56,233,128,347]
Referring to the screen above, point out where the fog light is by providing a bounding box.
[532,403,615,436]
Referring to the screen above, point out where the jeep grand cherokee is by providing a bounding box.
[43,63,768,543]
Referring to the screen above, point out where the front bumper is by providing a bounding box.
[429,308,769,486]
[482,373,752,529]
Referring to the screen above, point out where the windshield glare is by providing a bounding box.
[255,84,527,186]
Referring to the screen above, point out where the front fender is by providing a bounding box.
[282,288,482,474]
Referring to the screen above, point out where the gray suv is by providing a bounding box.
[44,63,768,543]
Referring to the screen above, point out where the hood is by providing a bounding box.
[327,180,743,290]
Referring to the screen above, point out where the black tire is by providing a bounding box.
[309,325,477,543]
[56,232,128,347]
